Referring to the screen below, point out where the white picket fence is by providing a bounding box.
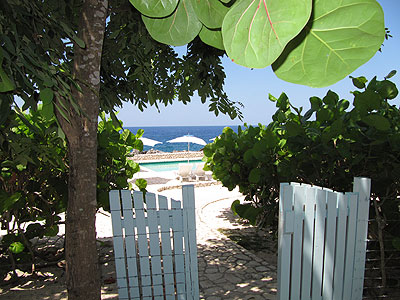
[109,185,199,300]
[278,177,371,300]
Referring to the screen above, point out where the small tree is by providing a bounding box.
[0,0,388,298]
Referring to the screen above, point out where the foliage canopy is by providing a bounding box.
[131,0,386,87]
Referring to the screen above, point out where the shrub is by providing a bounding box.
[204,72,400,235]
[0,108,143,276]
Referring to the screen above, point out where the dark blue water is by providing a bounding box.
[126,125,239,152]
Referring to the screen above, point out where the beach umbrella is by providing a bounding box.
[167,135,207,151]
[140,137,162,147]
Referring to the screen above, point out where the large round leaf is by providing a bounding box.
[222,0,312,68]
[129,0,179,18]
[190,0,229,29]
[272,0,385,87]
[142,0,202,46]
[199,27,225,50]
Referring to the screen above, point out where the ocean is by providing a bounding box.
[125,125,239,152]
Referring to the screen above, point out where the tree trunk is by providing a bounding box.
[58,1,108,299]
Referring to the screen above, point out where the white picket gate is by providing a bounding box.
[109,185,199,300]
[278,177,371,300]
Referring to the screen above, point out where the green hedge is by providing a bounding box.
[204,72,400,239]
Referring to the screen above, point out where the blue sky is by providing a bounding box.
[118,0,400,127]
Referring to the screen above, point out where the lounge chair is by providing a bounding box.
[176,163,193,181]
[193,163,207,181]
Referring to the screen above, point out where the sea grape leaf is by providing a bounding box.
[222,0,312,68]
[351,76,368,89]
[272,0,385,87]
[376,80,398,100]
[129,0,179,18]
[142,0,202,46]
[199,27,224,50]
[190,0,229,29]
[363,114,390,131]
[385,70,396,80]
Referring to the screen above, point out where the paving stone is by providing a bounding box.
[255,265,270,272]
[205,267,218,274]
[205,272,223,281]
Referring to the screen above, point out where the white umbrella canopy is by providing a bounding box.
[140,137,162,147]
[167,135,207,151]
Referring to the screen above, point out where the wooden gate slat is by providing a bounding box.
[146,193,164,299]
[333,193,347,300]
[322,191,338,300]
[343,193,358,300]
[311,188,327,300]
[291,185,305,299]
[182,185,199,299]
[171,199,186,299]
[301,186,316,300]
[352,177,371,299]
[109,190,130,299]
[278,183,292,300]
[133,191,152,298]
[158,195,175,300]
[120,190,141,299]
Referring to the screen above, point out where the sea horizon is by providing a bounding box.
[125,125,240,153]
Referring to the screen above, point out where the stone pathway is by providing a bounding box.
[159,185,278,300]
[0,184,278,300]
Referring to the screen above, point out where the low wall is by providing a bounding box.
[130,151,204,162]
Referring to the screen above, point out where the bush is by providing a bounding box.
[204,72,400,235]
[0,108,143,276]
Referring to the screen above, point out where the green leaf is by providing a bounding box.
[376,80,398,100]
[363,114,390,131]
[0,48,15,92]
[249,168,261,183]
[385,70,396,79]
[309,96,322,111]
[60,22,85,48]
[350,76,368,89]
[135,178,148,191]
[231,199,241,216]
[353,89,381,113]
[190,0,229,29]
[273,0,385,87]
[40,88,54,103]
[222,0,312,68]
[44,225,59,237]
[0,192,22,213]
[323,90,339,106]
[199,27,224,50]
[142,0,202,46]
[40,88,54,119]
[285,121,303,137]
[9,242,25,254]
[129,0,179,18]
[231,201,262,225]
